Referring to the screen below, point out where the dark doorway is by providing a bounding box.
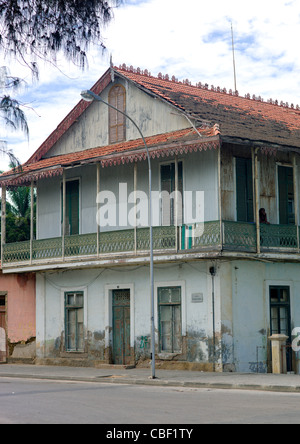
[270,286,292,371]
[112,289,131,365]
[0,295,7,363]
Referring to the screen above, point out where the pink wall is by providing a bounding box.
[0,272,36,344]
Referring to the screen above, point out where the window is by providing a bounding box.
[278,166,295,225]
[236,157,254,222]
[108,85,126,144]
[65,292,84,352]
[269,286,292,371]
[158,287,182,353]
[61,179,79,235]
[160,161,183,226]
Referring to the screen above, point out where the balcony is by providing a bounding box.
[2,221,299,269]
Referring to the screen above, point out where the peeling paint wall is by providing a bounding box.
[35,259,300,372]
[36,262,220,369]
[228,260,300,373]
[0,272,36,360]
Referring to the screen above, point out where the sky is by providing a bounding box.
[1,0,300,171]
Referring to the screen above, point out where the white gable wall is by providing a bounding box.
[44,77,190,159]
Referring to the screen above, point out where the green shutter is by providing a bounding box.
[160,162,183,225]
[61,180,80,235]
[278,166,294,225]
[236,158,253,222]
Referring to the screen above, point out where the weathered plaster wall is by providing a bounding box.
[44,77,190,158]
[35,262,219,369]
[229,260,300,373]
[0,272,36,360]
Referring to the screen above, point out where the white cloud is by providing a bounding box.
[1,0,300,171]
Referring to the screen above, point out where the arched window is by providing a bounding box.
[108,84,126,144]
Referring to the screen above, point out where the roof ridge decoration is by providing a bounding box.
[116,63,300,112]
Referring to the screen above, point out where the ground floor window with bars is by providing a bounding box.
[65,292,84,352]
[158,286,182,353]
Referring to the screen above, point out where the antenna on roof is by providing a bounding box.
[231,21,237,93]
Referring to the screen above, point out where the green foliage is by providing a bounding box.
[0,0,121,75]
[1,185,36,244]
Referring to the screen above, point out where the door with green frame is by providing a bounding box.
[270,286,292,372]
[158,286,182,353]
[61,179,80,235]
[278,166,295,225]
[112,289,131,365]
[236,157,254,223]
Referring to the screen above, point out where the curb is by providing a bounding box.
[1,372,300,393]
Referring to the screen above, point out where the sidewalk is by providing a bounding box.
[1,363,300,393]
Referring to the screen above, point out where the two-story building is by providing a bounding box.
[1,64,300,372]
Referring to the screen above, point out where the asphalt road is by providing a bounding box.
[1,378,300,425]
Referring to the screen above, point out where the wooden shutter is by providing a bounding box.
[160,162,183,226]
[278,166,294,225]
[108,85,126,144]
[236,158,253,222]
[62,180,79,235]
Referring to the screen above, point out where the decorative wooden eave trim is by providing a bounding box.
[99,137,220,168]
[2,167,64,189]
[1,135,220,187]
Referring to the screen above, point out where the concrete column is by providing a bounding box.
[96,163,100,257]
[1,185,6,261]
[269,334,289,374]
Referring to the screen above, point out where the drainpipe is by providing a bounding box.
[209,265,216,372]
[1,185,6,262]
[254,147,261,254]
[293,153,299,252]
[218,143,223,249]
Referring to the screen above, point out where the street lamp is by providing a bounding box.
[81,89,156,379]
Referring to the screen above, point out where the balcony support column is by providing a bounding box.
[218,144,223,248]
[30,180,34,264]
[253,147,261,254]
[62,170,66,261]
[1,185,6,261]
[96,163,100,257]
[134,162,137,254]
[293,153,299,252]
[175,155,179,252]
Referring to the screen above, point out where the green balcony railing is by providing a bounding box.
[222,221,257,252]
[2,226,178,265]
[2,221,300,266]
[260,224,298,250]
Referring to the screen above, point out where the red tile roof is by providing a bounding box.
[3,63,300,187]
[0,126,220,187]
[115,65,300,148]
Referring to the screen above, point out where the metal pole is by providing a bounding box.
[81,90,156,379]
[210,266,216,372]
[1,185,6,262]
[62,170,66,261]
[254,148,261,254]
[231,22,237,93]
[293,153,299,252]
[96,163,100,257]
[30,180,34,264]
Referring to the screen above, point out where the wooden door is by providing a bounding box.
[112,290,131,365]
[0,296,7,363]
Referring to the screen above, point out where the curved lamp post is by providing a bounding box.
[80,90,156,379]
